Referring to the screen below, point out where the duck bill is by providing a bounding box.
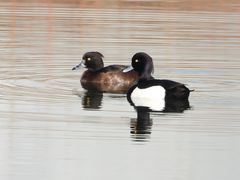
[72,60,86,70]
[123,65,134,73]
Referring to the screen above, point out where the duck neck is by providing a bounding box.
[89,61,104,72]
[90,67,102,72]
[139,72,152,81]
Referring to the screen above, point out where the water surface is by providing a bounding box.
[0,1,240,180]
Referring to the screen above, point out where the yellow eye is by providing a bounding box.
[135,59,139,63]
[87,57,91,61]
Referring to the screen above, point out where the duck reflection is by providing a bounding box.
[130,99,190,141]
[81,90,103,109]
[130,107,152,141]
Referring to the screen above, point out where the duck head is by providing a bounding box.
[124,52,154,80]
[72,51,104,71]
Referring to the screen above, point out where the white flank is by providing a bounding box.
[131,86,166,111]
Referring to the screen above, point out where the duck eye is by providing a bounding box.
[135,59,139,63]
[87,57,91,61]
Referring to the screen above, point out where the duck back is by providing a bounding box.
[81,65,138,93]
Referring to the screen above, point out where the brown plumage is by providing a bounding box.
[72,52,139,93]
[81,65,139,93]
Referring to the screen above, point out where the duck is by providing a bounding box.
[72,51,139,93]
[123,52,191,111]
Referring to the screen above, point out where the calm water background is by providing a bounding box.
[0,1,240,180]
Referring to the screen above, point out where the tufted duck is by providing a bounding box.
[124,52,191,111]
[72,51,139,93]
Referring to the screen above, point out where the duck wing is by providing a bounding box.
[138,79,190,99]
[99,65,126,72]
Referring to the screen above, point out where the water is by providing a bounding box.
[0,1,240,180]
